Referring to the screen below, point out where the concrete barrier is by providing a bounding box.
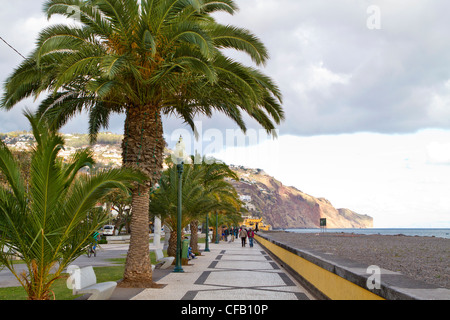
[105,235,131,244]
[255,233,450,300]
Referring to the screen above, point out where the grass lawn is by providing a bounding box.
[0,265,126,300]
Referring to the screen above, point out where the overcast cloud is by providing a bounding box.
[1,1,450,227]
[2,1,450,135]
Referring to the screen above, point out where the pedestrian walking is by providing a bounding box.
[239,227,248,247]
[230,227,235,242]
[247,228,255,247]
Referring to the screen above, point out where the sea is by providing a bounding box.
[284,228,450,239]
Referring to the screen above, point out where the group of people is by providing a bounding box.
[221,226,257,248]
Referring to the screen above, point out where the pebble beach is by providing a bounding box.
[262,231,450,289]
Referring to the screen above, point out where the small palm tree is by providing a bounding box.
[0,112,145,300]
[189,158,240,253]
[149,157,241,256]
[149,160,206,257]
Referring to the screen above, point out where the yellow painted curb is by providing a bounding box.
[256,235,384,300]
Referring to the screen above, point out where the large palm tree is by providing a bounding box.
[0,112,144,300]
[1,0,283,287]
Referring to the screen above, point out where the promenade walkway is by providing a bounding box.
[0,237,315,301]
[126,237,315,300]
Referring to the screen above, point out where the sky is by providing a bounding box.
[1,1,450,227]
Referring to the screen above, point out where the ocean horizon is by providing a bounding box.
[283,228,450,239]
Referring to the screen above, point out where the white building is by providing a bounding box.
[239,195,252,202]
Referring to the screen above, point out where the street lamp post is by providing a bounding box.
[204,213,210,252]
[215,211,219,244]
[173,136,190,273]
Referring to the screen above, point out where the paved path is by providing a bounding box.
[131,238,315,300]
[1,238,315,301]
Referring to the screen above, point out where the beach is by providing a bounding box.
[261,231,450,289]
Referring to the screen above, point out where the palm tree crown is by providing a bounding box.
[149,156,242,256]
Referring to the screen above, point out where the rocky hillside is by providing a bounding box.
[229,165,373,229]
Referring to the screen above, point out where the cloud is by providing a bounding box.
[210,130,450,228]
[213,0,450,136]
[0,1,73,132]
[3,1,450,136]
[427,140,450,165]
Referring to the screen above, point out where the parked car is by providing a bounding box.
[102,225,115,236]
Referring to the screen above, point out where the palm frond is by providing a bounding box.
[0,113,145,299]
[0,140,26,201]
[210,24,269,66]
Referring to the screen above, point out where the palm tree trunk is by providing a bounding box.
[167,230,178,257]
[119,104,164,288]
[121,187,154,287]
[190,220,199,254]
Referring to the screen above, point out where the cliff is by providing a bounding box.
[229,165,373,229]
